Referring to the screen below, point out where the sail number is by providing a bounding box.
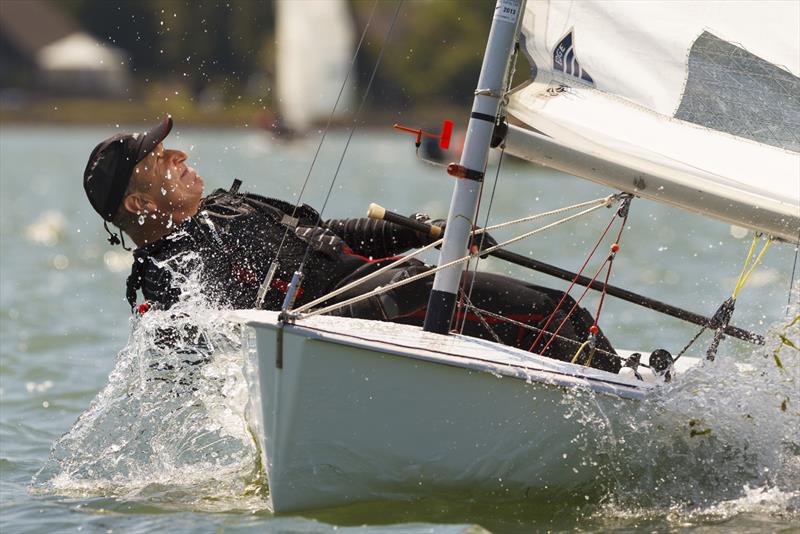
[495,0,519,24]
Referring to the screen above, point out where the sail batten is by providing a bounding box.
[508,0,800,241]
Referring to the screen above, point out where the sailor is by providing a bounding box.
[83,116,620,373]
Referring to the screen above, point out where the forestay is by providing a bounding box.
[505,0,800,243]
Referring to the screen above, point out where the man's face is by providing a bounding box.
[129,143,204,225]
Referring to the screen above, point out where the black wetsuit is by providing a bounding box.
[126,182,620,373]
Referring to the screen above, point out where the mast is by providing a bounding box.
[423,0,526,334]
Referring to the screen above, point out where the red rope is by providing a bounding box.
[538,254,612,355]
[528,211,618,352]
[592,212,629,328]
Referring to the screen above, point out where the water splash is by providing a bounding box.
[588,291,800,523]
[32,253,266,512]
[31,245,799,521]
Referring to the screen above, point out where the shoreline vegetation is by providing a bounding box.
[0,2,506,130]
[0,97,470,129]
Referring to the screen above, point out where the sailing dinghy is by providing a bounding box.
[237,0,799,512]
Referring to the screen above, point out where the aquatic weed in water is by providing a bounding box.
[595,291,800,521]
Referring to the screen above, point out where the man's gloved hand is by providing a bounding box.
[410,213,497,258]
[410,213,446,246]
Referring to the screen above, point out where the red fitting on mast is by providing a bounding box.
[447,163,467,178]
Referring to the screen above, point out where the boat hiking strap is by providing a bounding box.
[291,194,618,316]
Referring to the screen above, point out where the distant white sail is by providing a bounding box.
[506,0,800,243]
[275,0,355,132]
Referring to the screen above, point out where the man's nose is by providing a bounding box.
[167,149,187,164]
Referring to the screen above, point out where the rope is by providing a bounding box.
[298,198,617,318]
[286,0,404,305]
[592,205,630,328]
[458,293,504,345]
[540,205,630,358]
[674,325,706,362]
[677,233,775,361]
[788,233,799,314]
[459,303,628,364]
[292,238,440,314]
[570,340,591,364]
[291,195,615,314]
[539,253,613,356]
[528,199,622,352]
[732,234,773,299]
[265,0,379,296]
[458,146,506,335]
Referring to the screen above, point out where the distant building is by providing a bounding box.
[0,0,128,97]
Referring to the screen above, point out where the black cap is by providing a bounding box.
[83,115,173,221]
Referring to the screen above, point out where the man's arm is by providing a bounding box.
[323,216,438,259]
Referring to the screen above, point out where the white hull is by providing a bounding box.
[236,311,688,512]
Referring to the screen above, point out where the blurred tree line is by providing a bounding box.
[58,0,498,115]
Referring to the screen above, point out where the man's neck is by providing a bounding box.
[123,204,200,248]
[126,223,173,248]
[127,214,191,248]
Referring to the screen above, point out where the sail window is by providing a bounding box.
[675,31,800,152]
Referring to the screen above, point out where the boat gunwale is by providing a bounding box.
[240,312,651,401]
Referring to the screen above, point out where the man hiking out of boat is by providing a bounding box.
[83,116,621,373]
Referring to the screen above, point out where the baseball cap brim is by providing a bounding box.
[135,114,173,162]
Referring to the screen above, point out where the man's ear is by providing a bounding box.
[123,193,154,215]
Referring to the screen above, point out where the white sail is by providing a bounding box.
[506,0,800,243]
[275,0,355,132]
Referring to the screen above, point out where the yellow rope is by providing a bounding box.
[585,347,596,368]
[733,234,759,295]
[570,339,597,367]
[732,235,773,299]
[570,340,590,364]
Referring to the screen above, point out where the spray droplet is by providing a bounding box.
[161,187,167,196]
[138,215,145,225]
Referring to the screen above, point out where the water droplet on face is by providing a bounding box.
[161,187,167,196]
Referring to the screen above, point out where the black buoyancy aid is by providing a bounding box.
[126,181,365,311]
